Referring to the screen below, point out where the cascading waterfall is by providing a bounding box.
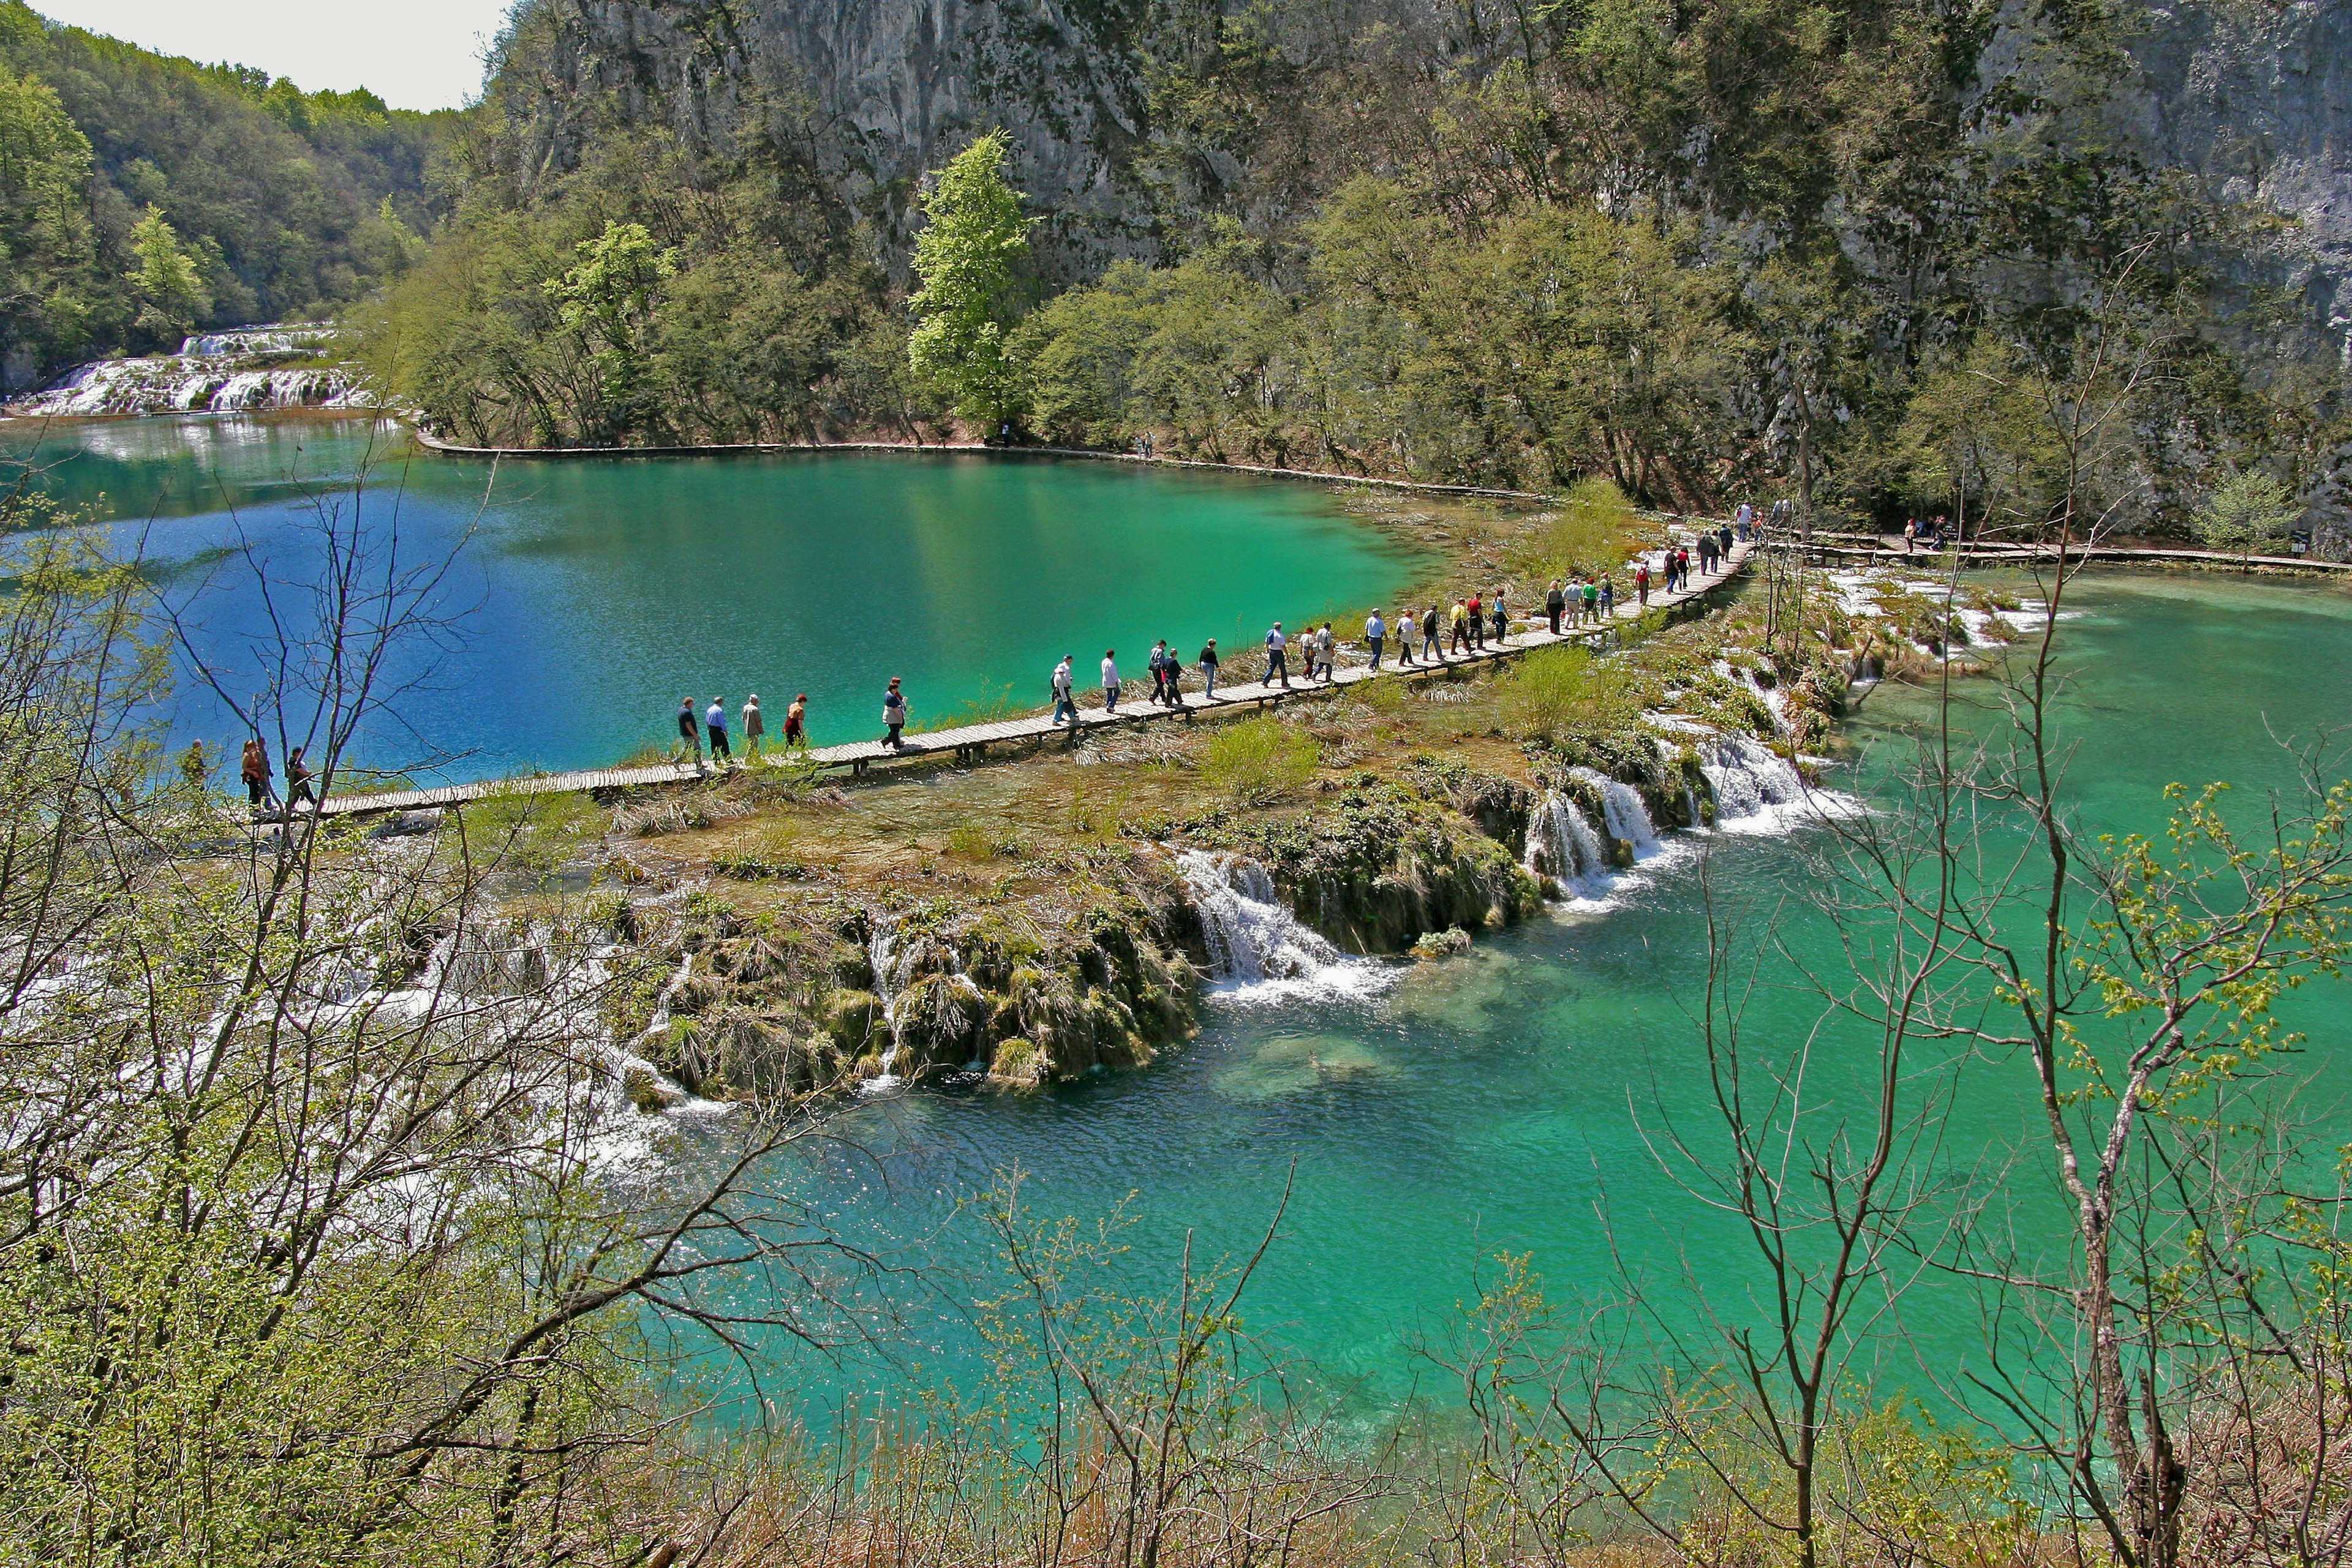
[1177,851,1383,999]
[1572,767,1660,858]
[1523,793,1616,901]
[1698,733,1807,822]
[861,920,910,1090]
[8,323,369,417]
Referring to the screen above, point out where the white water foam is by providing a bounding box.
[1178,850,1392,1005]
[1523,791,1618,903]
[10,331,369,417]
[1570,767,1662,859]
[1698,732,1858,834]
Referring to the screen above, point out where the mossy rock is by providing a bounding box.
[892,971,991,1072]
[825,989,882,1050]
[988,1036,1047,1088]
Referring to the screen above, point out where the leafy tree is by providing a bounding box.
[908,129,1034,435]
[124,201,205,344]
[543,219,676,442]
[2192,469,2300,565]
[0,61,96,368]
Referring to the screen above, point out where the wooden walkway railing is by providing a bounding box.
[314,541,1754,818]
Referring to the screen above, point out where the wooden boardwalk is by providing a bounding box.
[317,541,1755,818]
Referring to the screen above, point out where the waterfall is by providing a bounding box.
[1523,793,1616,901]
[1572,767,1660,858]
[9,327,369,418]
[1178,851,1385,1000]
[1698,733,1807,824]
[860,919,910,1091]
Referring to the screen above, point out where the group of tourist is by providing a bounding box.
[236,734,318,817]
[658,521,1750,760]
[676,692,810,768]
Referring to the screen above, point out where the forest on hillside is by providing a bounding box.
[358,0,2349,545]
[0,0,445,390]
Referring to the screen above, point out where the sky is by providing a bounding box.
[32,1,514,112]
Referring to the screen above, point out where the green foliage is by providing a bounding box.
[1506,477,1646,581]
[124,202,206,339]
[360,122,913,448]
[542,220,676,443]
[908,129,1034,432]
[0,62,96,366]
[0,1,442,380]
[2192,469,2301,560]
[1200,713,1318,805]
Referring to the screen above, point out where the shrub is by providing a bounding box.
[1201,714,1318,805]
[1508,476,1646,581]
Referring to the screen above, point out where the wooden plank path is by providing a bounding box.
[317,540,1755,818]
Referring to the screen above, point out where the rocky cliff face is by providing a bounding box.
[530,0,1161,277]
[526,1,2352,322]
[2117,2,2352,358]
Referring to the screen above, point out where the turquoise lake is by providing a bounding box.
[760,568,2352,1427]
[12,413,2349,1438]
[3,417,1424,780]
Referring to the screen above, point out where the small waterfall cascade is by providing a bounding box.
[1573,767,1660,858]
[861,919,911,1090]
[1177,851,1349,986]
[8,323,369,417]
[1523,793,1616,900]
[1699,733,1806,821]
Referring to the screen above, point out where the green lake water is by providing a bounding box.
[761,568,2352,1426]
[2,417,1424,780]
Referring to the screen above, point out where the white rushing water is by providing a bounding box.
[1571,767,1661,858]
[1695,732,1855,834]
[1523,792,1617,902]
[1177,850,1391,1003]
[8,323,370,417]
[859,919,910,1093]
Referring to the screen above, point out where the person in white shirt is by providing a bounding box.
[1365,610,1386,670]
[1101,649,1120,712]
[1265,624,1289,687]
[1051,655,1076,725]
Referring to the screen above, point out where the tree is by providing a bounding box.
[908,129,1033,436]
[2192,469,2300,567]
[0,63,96,377]
[124,202,207,345]
[544,219,677,443]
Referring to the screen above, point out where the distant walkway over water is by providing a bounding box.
[317,540,1755,818]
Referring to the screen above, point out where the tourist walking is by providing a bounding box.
[1397,608,1417,666]
[1314,622,1335,682]
[743,694,764,759]
[1265,624,1289,688]
[1464,592,1483,650]
[1583,576,1600,624]
[1546,580,1564,635]
[1052,655,1076,725]
[785,693,808,747]
[1448,599,1469,655]
[882,678,907,748]
[677,698,703,767]
[1101,649,1121,712]
[1199,638,1220,696]
[1148,640,1171,706]
[1599,576,1615,618]
[1678,546,1691,589]
[1162,639,1185,706]
[1423,605,1442,662]
[706,698,732,764]
[1635,561,1650,607]
[239,736,278,813]
[1718,522,1733,559]
[1365,609,1386,671]
[285,746,316,812]
[1490,595,1507,645]
[1735,500,1754,537]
